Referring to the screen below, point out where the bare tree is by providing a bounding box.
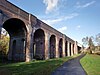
[95,33,100,51]
[82,36,89,47]
[88,37,95,53]
[82,36,95,54]
[96,33,100,46]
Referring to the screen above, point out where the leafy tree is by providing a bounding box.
[0,30,9,59]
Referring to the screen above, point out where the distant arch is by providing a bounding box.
[73,44,74,55]
[69,42,71,56]
[65,41,68,56]
[59,38,63,57]
[49,35,56,59]
[33,29,45,60]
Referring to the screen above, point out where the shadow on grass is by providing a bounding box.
[0,57,71,75]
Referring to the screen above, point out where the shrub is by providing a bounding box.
[0,35,9,59]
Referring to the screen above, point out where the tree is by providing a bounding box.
[82,36,89,47]
[95,33,100,51]
[95,33,100,46]
[82,36,95,54]
[0,29,9,60]
[88,37,95,53]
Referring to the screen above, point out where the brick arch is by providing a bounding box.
[49,34,56,59]
[3,18,27,61]
[59,38,63,57]
[69,42,71,56]
[33,29,45,60]
[3,18,27,36]
[65,41,68,56]
[73,44,74,55]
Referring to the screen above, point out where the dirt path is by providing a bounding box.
[51,54,87,75]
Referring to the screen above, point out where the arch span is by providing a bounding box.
[59,38,63,57]
[33,29,45,60]
[69,43,71,56]
[49,35,56,59]
[3,18,27,61]
[65,41,68,56]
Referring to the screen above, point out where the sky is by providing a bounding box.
[7,0,100,44]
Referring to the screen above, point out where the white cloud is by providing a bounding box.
[76,25,81,30]
[42,18,62,25]
[77,25,81,28]
[58,26,67,33]
[42,13,79,25]
[43,0,59,14]
[64,13,79,20]
[76,1,96,8]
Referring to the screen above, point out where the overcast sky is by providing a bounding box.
[8,0,100,44]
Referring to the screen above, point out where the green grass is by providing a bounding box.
[0,56,74,75]
[80,54,100,75]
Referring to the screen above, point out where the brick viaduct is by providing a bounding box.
[0,0,82,62]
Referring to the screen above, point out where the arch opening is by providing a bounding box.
[78,46,81,53]
[49,35,56,59]
[59,38,63,58]
[69,43,71,56]
[73,44,74,55]
[3,18,27,61]
[65,41,68,56]
[33,29,45,60]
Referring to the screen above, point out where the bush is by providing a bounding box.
[0,35,9,59]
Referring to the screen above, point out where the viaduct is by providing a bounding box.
[0,0,82,62]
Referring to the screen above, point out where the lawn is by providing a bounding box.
[80,54,100,75]
[0,56,74,75]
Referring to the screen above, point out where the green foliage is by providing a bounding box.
[0,35,9,58]
[80,54,100,75]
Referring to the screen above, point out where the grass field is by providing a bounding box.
[80,54,100,75]
[0,56,74,75]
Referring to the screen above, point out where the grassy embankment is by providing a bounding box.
[0,55,79,75]
[80,54,100,75]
